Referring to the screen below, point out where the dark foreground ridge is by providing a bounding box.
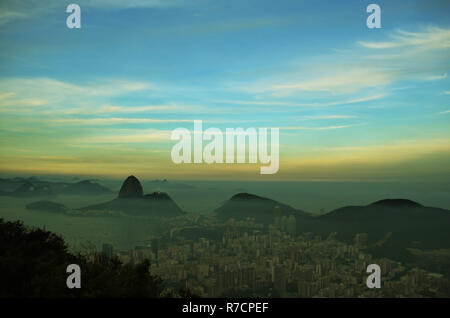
[0,218,163,297]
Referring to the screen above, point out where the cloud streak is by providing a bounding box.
[242,26,450,98]
[358,27,450,50]
[52,117,194,125]
[0,9,27,25]
[280,124,356,131]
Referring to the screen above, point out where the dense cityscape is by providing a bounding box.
[97,214,450,298]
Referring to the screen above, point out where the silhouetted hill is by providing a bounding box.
[26,200,68,213]
[0,177,66,195]
[60,180,113,196]
[215,192,310,224]
[0,177,26,192]
[216,193,450,267]
[11,181,53,197]
[119,175,144,198]
[296,199,450,257]
[80,176,184,217]
[369,198,423,208]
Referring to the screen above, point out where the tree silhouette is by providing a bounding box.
[0,218,163,298]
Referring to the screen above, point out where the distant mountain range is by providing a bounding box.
[215,193,450,247]
[60,180,113,196]
[215,193,449,261]
[0,177,113,197]
[143,179,195,190]
[214,193,450,271]
[0,176,196,198]
[8,175,450,256]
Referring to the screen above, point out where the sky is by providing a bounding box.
[0,0,449,181]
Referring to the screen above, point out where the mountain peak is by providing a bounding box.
[369,199,423,208]
[230,193,270,201]
[216,192,308,224]
[118,175,144,199]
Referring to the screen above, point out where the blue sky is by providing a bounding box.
[0,0,449,180]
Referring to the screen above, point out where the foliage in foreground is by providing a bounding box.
[0,218,165,298]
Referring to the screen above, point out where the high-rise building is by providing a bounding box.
[354,233,369,248]
[151,238,159,260]
[287,215,296,236]
[102,243,114,259]
[272,265,286,295]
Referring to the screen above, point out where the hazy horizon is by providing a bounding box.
[2,174,449,213]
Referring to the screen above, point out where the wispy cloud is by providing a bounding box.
[270,68,393,95]
[280,124,355,131]
[61,104,188,115]
[0,9,27,25]
[244,26,450,97]
[358,27,450,50]
[100,104,180,113]
[0,0,195,26]
[425,73,448,81]
[298,115,357,120]
[52,117,194,125]
[0,77,153,110]
[213,94,386,108]
[74,129,172,144]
